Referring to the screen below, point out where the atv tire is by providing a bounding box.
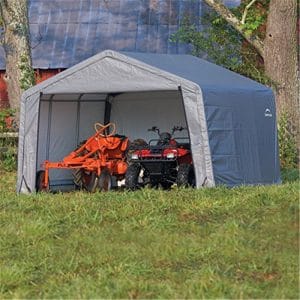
[159,181,173,190]
[177,164,195,187]
[98,169,112,191]
[125,163,141,190]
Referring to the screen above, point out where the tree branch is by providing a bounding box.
[203,0,264,58]
[241,0,257,24]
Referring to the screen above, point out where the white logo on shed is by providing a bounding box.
[264,108,272,117]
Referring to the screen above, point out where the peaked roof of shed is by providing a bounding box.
[23,50,269,99]
[123,51,269,91]
[0,0,240,70]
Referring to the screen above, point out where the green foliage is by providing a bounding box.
[0,109,18,171]
[277,112,298,169]
[171,1,270,85]
[0,146,17,171]
[281,169,299,183]
[242,13,264,37]
[14,23,29,36]
[171,15,242,71]
[0,109,13,132]
[19,53,35,90]
[0,171,299,298]
[0,111,7,132]
[239,0,269,38]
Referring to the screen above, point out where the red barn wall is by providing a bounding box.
[0,71,9,109]
[0,69,64,109]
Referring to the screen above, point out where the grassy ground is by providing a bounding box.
[0,169,299,299]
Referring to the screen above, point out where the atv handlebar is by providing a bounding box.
[148,126,160,135]
[171,126,186,135]
[148,126,187,137]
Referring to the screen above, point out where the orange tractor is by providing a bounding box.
[36,123,129,192]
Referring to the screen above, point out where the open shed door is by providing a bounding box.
[110,91,188,141]
[37,93,107,189]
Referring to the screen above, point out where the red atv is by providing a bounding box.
[125,126,195,189]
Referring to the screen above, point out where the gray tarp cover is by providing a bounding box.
[17,50,280,193]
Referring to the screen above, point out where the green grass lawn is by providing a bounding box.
[0,169,299,299]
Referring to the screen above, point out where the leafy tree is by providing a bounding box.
[172,4,268,84]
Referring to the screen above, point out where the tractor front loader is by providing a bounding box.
[36,122,129,192]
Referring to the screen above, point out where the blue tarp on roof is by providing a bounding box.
[0,0,240,70]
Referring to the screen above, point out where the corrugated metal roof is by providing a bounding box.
[0,0,240,70]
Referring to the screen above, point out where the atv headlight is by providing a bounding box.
[131,153,139,160]
[166,152,175,159]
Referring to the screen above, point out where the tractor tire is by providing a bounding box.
[36,170,49,192]
[71,141,88,189]
[72,168,83,189]
[98,169,112,192]
[81,171,99,193]
[125,163,141,190]
[177,164,195,188]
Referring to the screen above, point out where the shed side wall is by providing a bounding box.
[203,88,280,185]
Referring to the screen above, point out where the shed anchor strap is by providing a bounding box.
[201,176,208,187]
[19,175,32,193]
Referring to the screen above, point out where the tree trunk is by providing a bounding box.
[0,0,35,121]
[264,0,299,160]
[264,0,299,125]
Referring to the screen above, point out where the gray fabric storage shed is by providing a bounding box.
[17,50,280,193]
